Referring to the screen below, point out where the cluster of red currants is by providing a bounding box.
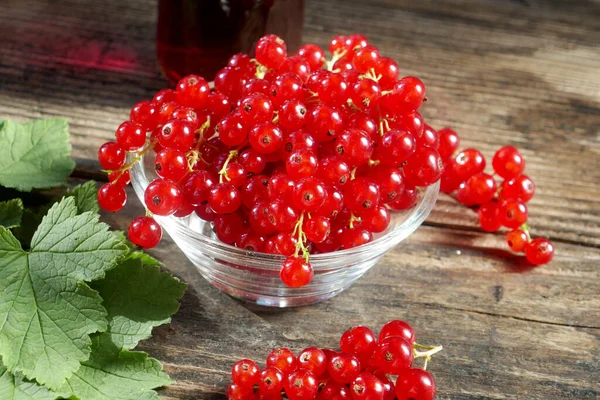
[97,33,444,287]
[437,129,554,265]
[227,320,441,400]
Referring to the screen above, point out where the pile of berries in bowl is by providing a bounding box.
[97,33,443,306]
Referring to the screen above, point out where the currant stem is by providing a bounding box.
[105,138,157,175]
[325,49,348,71]
[349,212,361,229]
[218,150,239,183]
[293,212,310,262]
[413,344,443,359]
[187,118,211,171]
[521,223,532,242]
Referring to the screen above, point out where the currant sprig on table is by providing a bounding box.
[97,33,553,289]
[227,320,441,400]
[438,129,554,265]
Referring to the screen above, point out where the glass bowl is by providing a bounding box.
[131,153,439,307]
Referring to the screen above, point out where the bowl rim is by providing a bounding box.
[131,154,439,264]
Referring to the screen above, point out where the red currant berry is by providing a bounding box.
[525,238,554,265]
[238,148,266,174]
[317,73,349,107]
[284,369,318,400]
[144,178,182,216]
[384,76,426,114]
[228,53,255,75]
[258,367,284,397]
[388,185,417,211]
[298,347,327,378]
[344,178,380,213]
[404,147,443,187]
[374,57,399,90]
[279,99,307,131]
[329,353,361,384]
[236,233,266,252]
[176,75,210,109]
[351,79,381,110]
[348,113,378,141]
[213,213,245,244]
[128,216,162,248]
[373,337,413,375]
[478,201,502,232]
[340,326,377,365]
[231,359,260,389]
[271,232,298,256]
[280,256,314,288]
[498,199,528,229]
[336,129,374,167]
[279,56,311,83]
[500,175,535,202]
[158,119,195,151]
[241,175,270,208]
[256,35,287,69]
[266,348,297,377]
[98,142,126,170]
[240,92,274,124]
[373,371,395,400]
[115,121,146,151]
[395,369,436,400]
[453,148,486,181]
[249,122,284,154]
[218,112,248,147]
[195,202,216,222]
[130,100,159,130]
[181,170,217,206]
[225,383,252,400]
[268,200,298,232]
[286,149,318,180]
[98,183,127,212]
[281,130,318,158]
[353,45,381,73]
[506,229,528,252]
[318,381,351,400]
[360,206,391,233]
[376,130,416,167]
[269,72,304,107]
[351,372,385,400]
[371,166,405,204]
[460,173,497,205]
[341,227,373,249]
[215,66,247,101]
[303,215,331,243]
[330,35,347,54]
[318,157,350,186]
[417,124,439,149]
[108,170,131,187]
[315,185,344,220]
[437,128,460,160]
[154,148,188,182]
[379,320,416,344]
[208,183,242,214]
[305,103,344,141]
[297,43,325,71]
[153,88,177,104]
[207,91,231,121]
[493,145,525,180]
[293,177,327,212]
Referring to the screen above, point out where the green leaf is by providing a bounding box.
[0,199,24,228]
[0,119,75,191]
[0,365,65,400]
[58,254,185,400]
[64,181,99,214]
[11,209,46,250]
[60,336,171,400]
[0,197,128,389]
[91,256,186,349]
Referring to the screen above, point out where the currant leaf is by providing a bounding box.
[0,119,75,191]
[0,365,68,400]
[90,256,186,350]
[65,181,100,214]
[0,199,24,228]
[59,255,185,400]
[0,197,128,389]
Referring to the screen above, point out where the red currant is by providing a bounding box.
[98,183,127,212]
[506,229,528,252]
[208,183,242,214]
[176,75,210,109]
[280,256,314,288]
[376,130,416,167]
[298,347,327,378]
[256,35,287,69]
[340,326,377,365]
[500,175,535,202]
[379,320,416,344]
[128,216,162,248]
[525,238,554,265]
[493,145,525,180]
[249,122,284,154]
[154,148,188,182]
[498,199,528,229]
[395,369,436,400]
[266,348,297,377]
[350,372,385,400]
[297,43,325,71]
[437,128,460,160]
[115,121,146,151]
[373,337,413,375]
[144,178,182,216]
[328,353,361,384]
[284,369,318,400]
[231,359,260,389]
[258,367,284,397]
[158,119,195,151]
[98,142,126,170]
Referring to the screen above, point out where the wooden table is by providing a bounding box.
[1,0,599,398]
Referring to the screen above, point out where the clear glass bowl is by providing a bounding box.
[131,153,439,307]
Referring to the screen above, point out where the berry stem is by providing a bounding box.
[186,118,211,171]
[293,212,310,262]
[218,150,239,183]
[325,49,347,71]
[413,344,443,359]
[106,138,157,175]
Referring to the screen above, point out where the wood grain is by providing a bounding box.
[2,0,600,399]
